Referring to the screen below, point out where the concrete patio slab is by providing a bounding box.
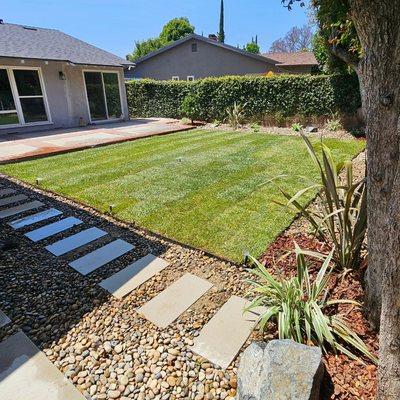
[45,227,107,256]
[0,193,28,207]
[25,217,83,242]
[9,208,63,229]
[0,200,44,219]
[0,188,16,197]
[69,239,134,275]
[191,296,265,369]
[0,331,85,400]
[0,310,11,328]
[100,254,170,299]
[0,118,194,163]
[137,274,213,329]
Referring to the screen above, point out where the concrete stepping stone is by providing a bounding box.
[45,227,108,256]
[191,295,265,369]
[69,239,134,275]
[0,200,44,219]
[9,208,63,229]
[137,273,213,329]
[0,188,16,197]
[25,217,83,242]
[0,331,86,400]
[0,310,11,328]
[100,254,170,299]
[0,194,28,207]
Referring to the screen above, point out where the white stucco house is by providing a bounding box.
[0,21,133,134]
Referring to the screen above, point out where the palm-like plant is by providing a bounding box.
[226,102,246,129]
[246,245,377,364]
[278,134,366,271]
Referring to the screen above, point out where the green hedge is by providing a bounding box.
[125,74,361,122]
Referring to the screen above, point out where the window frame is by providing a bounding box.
[82,69,124,124]
[191,43,198,53]
[172,76,180,81]
[187,76,195,82]
[0,66,52,129]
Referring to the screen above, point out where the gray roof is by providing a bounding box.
[0,23,133,67]
[133,33,278,65]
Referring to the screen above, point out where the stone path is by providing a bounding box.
[137,274,213,329]
[100,254,170,299]
[0,310,10,328]
[0,188,16,197]
[0,331,85,400]
[45,227,107,256]
[192,296,265,369]
[0,183,262,385]
[25,217,83,242]
[9,208,63,229]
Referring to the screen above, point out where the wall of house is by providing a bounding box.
[126,38,279,80]
[279,65,314,74]
[0,57,129,134]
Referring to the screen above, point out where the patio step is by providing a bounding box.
[0,188,16,197]
[137,274,213,329]
[0,194,28,207]
[191,295,265,369]
[25,217,83,242]
[100,254,170,299]
[0,200,44,219]
[69,239,134,275]
[9,208,63,229]
[0,331,86,400]
[45,227,108,256]
[0,310,10,328]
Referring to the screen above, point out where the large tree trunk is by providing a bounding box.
[349,1,400,398]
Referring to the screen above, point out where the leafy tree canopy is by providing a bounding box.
[127,17,195,61]
[245,41,261,54]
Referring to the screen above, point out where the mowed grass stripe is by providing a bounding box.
[1,130,365,261]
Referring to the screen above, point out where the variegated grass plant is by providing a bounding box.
[278,134,367,271]
[246,245,377,364]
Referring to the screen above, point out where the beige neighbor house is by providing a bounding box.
[0,21,133,135]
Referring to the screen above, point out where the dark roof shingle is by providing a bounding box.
[0,23,132,67]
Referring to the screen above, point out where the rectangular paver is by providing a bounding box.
[9,208,63,229]
[45,227,108,256]
[25,217,83,242]
[0,310,11,328]
[0,194,28,207]
[137,274,213,329]
[191,295,265,369]
[69,239,134,275]
[0,331,86,400]
[100,254,170,298]
[0,188,16,197]
[0,200,44,219]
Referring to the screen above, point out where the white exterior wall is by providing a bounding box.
[0,57,129,134]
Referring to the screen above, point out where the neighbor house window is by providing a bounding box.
[187,76,195,82]
[0,67,50,127]
[172,76,179,81]
[191,43,198,52]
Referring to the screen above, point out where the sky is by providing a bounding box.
[2,0,312,58]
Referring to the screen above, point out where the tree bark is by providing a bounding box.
[349,1,400,398]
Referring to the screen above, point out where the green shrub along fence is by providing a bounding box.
[125,74,361,122]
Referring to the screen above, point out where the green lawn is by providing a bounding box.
[1,130,365,262]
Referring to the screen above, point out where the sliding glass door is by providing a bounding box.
[84,71,122,122]
[0,67,50,127]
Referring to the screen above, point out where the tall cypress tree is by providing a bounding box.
[218,0,225,43]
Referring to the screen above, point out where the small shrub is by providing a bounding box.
[251,123,261,133]
[226,102,246,129]
[277,134,367,271]
[246,246,377,363]
[325,114,343,131]
[180,117,192,125]
[180,93,200,123]
[291,123,303,132]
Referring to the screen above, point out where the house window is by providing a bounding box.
[172,76,180,81]
[187,76,195,82]
[191,43,198,53]
[0,67,50,127]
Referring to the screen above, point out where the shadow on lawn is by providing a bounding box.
[0,176,170,376]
